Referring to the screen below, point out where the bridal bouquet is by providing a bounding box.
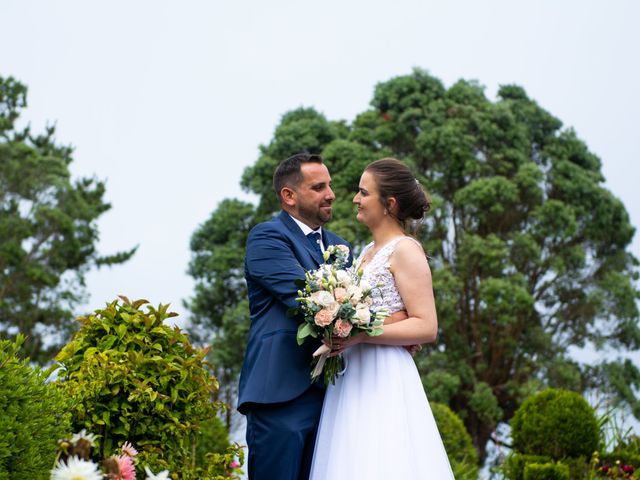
[294,244,385,386]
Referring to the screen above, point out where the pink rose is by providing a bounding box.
[333,287,347,303]
[333,319,353,338]
[314,309,333,327]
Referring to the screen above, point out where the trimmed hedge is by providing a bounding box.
[523,462,569,480]
[504,454,552,480]
[431,402,479,479]
[511,389,598,459]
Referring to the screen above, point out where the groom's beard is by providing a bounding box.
[299,202,333,226]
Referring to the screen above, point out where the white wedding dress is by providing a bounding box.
[309,237,454,480]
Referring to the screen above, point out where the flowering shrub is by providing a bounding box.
[51,433,169,480]
[597,461,636,479]
[0,335,72,480]
[53,297,242,479]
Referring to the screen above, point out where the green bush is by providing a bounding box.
[0,336,72,480]
[431,402,479,479]
[53,297,241,479]
[503,453,553,480]
[523,462,569,480]
[195,415,231,465]
[511,389,599,459]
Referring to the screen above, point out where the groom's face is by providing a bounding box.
[290,162,335,229]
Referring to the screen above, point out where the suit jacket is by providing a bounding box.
[237,211,351,414]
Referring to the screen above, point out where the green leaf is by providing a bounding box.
[297,322,315,345]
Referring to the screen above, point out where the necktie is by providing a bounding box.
[306,231,323,257]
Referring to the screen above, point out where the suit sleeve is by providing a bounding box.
[245,224,306,311]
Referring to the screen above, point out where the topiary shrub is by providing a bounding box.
[53,297,242,479]
[523,462,570,480]
[0,335,72,480]
[431,402,479,479]
[503,453,552,480]
[511,389,599,460]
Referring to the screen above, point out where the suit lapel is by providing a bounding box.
[278,211,325,266]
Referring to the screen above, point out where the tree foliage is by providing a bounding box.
[187,69,640,460]
[0,75,135,362]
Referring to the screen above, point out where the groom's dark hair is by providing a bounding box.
[273,152,323,201]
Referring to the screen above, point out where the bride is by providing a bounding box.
[309,158,454,479]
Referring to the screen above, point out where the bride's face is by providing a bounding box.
[353,171,386,226]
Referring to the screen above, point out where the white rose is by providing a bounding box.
[326,301,341,317]
[310,290,335,308]
[347,285,363,304]
[359,280,372,293]
[354,304,371,325]
[336,269,353,287]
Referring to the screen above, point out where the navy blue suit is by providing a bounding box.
[238,211,351,480]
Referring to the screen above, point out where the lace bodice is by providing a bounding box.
[357,236,419,318]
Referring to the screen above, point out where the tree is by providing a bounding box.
[186,199,255,428]
[0,75,135,362]
[187,70,640,461]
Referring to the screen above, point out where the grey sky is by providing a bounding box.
[1,0,638,331]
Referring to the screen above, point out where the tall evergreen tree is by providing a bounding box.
[0,75,135,362]
[188,70,639,460]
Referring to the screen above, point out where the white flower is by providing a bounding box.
[347,285,363,304]
[326,301,341,317]
[51,456,102,480]
[335,269,354,287]
[310,290,335,308]
[354,304,371,325]
[312,268,325,283]
[359,280,372,293]
[70,429,98,447]
[145,466,171,480]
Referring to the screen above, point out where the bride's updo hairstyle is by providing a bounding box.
[365,158,431,231]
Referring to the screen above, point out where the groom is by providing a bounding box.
[237,153,352,480]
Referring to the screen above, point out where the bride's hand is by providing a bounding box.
[324,332,367,356]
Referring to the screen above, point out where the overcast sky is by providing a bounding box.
[2,1,638,335]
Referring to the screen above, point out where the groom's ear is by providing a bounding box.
[281,187,296,207]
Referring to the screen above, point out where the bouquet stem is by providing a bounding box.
[310,344,344,386]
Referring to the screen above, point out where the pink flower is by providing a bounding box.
[333,287,347,303]
[229,460,241,469]
[314,309,333,327]
[121,441,138,458]
[116,454,136,480]
[333,319,352,338]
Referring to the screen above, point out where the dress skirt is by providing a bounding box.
[309,343,454,479]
